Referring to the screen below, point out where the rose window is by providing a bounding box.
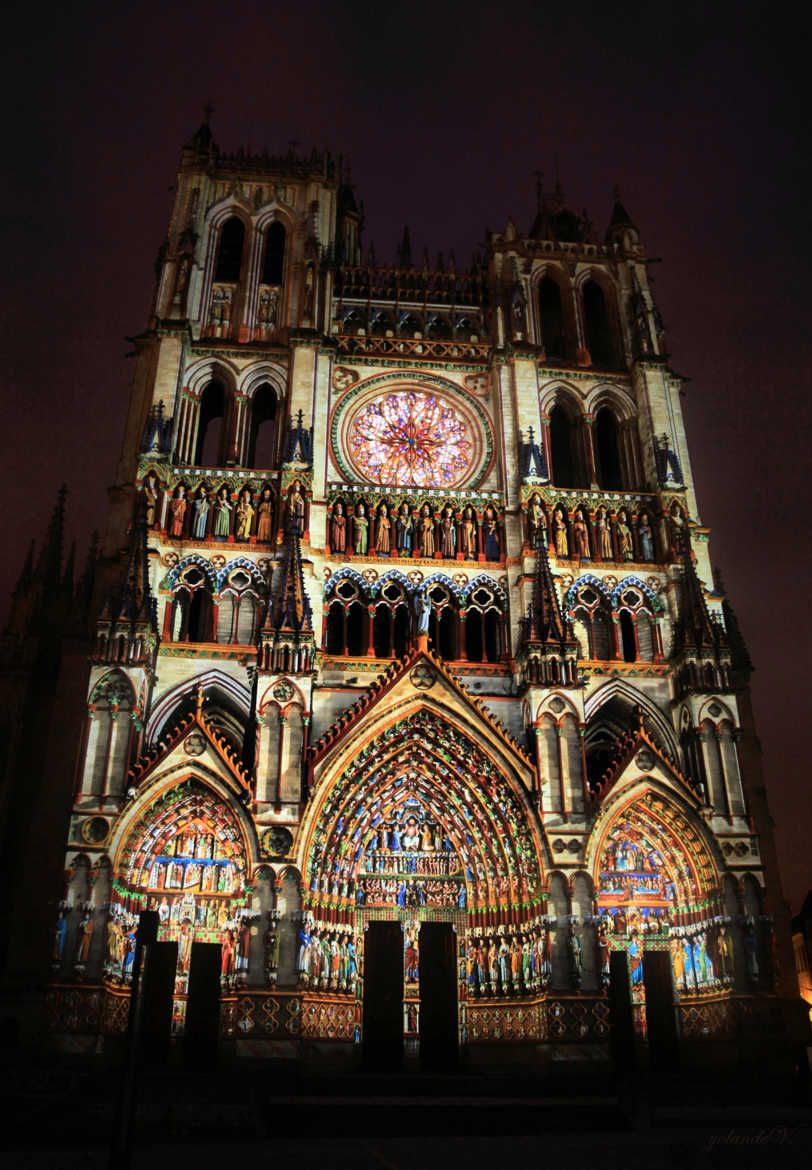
[348,391,473,487]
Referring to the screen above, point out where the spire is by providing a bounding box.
[4,540,35,636]
[273,518,313,636]
[183,102,216,157]
[67,531,99,639]
[396,225,412,269]
[609,184,636,229]
[716,568,752,673]
[531,540,569,645]
[33,484,67,592]
[94,499,158,665]
[675,534,727,655]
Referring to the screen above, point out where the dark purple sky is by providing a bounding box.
[2,2,809,909]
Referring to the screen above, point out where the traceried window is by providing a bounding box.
[348,391,473,488]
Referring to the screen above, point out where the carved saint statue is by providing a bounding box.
[256,487,274,543]
[419,506,435,558]
[440,507,456,559]
[169,486,187,538]
[638,513,654,561]
[616,510,634,561]
[461,506,476,559]
[596,507,613,559]
[415,591,432,635]
[331,503,346,553]
[553,509,569,557]
[396,504,414,553]
[144,473,160,528]
[213,487,232,540]
[573,508,590,559]
[192,487,209,540]
[375,504,391,554]
[288,481,306,536]
[235,490,254,542]
[353,504,369,556]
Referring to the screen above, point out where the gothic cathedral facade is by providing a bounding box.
[41,116,802,1060]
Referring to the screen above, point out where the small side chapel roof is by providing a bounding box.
[589,710,701,808]
[127,687,254,798]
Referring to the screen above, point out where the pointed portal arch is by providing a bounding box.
[301,707,545,923]
[589,790,728,999]
[108,778,254,1027]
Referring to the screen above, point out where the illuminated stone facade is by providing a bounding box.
[42,115,803,1059]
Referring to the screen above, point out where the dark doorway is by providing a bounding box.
[363,921,403,1069]
[643,950,680,1072]
[141,941,177,1064]
[418,923,458,1070]
[184,942,221,1064]
[609,950,635,1077]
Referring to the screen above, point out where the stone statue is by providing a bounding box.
[375,504,391,554]
[213,487,232,540]
[353,504,369,555]
[331,503,347,553]
[169,486,187,538]
[288,481,306,536]
[419,506,434,558]
[396,504,413,552]
[235,490,254,542]
[256,487,274,543]
[616,511,634,561]
[553,509,569,557]
[440,508,456,559]
[461,507,477,559]
[638,512,654,561]
[573,508,590,559]
[144,473,160,528]
[192,487,210,540]
[415,592,432,635]
[596,507,613,559]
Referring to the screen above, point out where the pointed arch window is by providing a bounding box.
[261,221,286,285]
[195,381,226,466]
[549,403,580,488]
[595,407,623,490]
[215,217,246,283]
[582,280,617,368]
[538,276,566,358]
[247,383,277,469]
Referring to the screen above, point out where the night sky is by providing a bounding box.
[1,3,809,910]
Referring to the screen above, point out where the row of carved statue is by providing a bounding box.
[328,501,502,560]
[144,471,307,543]
[529,498,687,563]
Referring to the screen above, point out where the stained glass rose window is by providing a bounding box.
[347,391,473,487]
